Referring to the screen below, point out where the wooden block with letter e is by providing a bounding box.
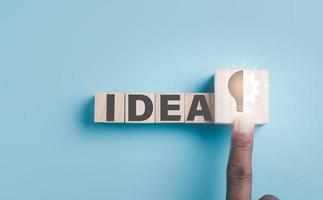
[94,93,125,123]
[184,93,215,123]
[215,69,269,124]
[155,93,185,123]
[125,93,155,123]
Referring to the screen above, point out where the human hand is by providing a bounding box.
[226,115,279,200]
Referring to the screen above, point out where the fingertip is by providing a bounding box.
[234,114,255,135]
[232,115,255,148]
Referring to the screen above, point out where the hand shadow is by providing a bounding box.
[79,75,232,200]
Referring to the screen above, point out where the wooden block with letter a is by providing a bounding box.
[155,93,184,123]
[125,93,155,123]
[94,93,125,123]
[184,93,215,123]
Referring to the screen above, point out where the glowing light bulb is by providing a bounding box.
[228,70,243,112]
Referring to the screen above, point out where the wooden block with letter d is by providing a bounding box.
[125,93,155,123]
[184,93,215,123]
[94,93,125,123]
[155,93,185,123]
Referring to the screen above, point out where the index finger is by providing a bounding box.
[226,115,255,200]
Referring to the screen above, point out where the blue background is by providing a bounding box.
[1,0,322,199]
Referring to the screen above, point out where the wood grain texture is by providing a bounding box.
[94,93,125,123]
[125,93,155,123]
[215,69,269,124]
[155,93,184,123]
[184,93,215,123]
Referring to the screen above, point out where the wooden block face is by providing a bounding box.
[94,93,125,123]
[215,69,269,124]
[155,93,184,123]
[125,93,155,123]
[184,93,215,123]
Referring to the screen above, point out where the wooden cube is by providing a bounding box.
[125,93,155,123]
[155,93,184,123]
[184,93,215,123]
[94,93,125,123]
[215,69,269,124]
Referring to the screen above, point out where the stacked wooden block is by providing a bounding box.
[95,93,215,123]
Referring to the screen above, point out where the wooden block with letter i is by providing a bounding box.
[94,93,125,123]
[184,93,215,123]
[125,93,155,123]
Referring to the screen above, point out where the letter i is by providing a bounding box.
[106,94,115,121]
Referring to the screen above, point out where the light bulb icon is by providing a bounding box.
[228,70,243,112]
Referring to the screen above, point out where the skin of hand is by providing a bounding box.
[226,115,279,200]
